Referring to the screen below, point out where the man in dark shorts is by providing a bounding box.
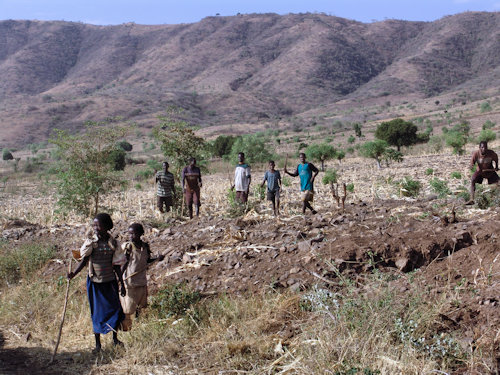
[233,152,251,203]
[182,157,202,219]
[467,141,499,204]
[261,160,281,216]
[155,161,176,213]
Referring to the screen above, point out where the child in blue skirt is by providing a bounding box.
[68,213,126,352]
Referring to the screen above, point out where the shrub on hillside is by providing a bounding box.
[227,134,274,164]
[2,149,13,161]
[476,129,496,143]
[375,118,419,151]
[117,140,133,152]
[359,140,388,169]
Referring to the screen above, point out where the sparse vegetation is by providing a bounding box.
[375,118,420,151]
[306,143,337,171]
[50,120,129,216]
[429,178,451,198]
[398,176,422,197]
[359,139,388,169]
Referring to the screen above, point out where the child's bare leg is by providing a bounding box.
[94,333,101,352]
[305,201,316,214]
[195,205,199,217]
[271,198,276,216]
[113,331,122,346]
[276,198,280,216]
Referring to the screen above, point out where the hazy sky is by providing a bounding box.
[0,0,499,25]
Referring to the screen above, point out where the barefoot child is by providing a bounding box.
[67,213,126,352]
[261,160,281,216]
[120,223,164,330]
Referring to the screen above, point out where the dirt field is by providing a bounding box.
[0,150,499,374]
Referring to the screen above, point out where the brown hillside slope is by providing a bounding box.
[0,12,499,146]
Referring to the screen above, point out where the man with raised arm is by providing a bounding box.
[466,141,499,204]
[284,152,319,214]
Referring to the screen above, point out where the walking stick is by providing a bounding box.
[50,260,72,364]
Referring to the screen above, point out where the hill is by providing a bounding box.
[0,12,499,146]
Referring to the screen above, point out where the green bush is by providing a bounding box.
[322,169,338,185]
[150,283,201,318]
[375,118,418,151]
[425,168,434,176]
[117,140,133,152]
[445,131,466,155]
[2,149,13,161]
[306,143,337,171]
[476,129,496,143]
[211,135,239,158]
[0,242,56,286]
[482,120,496,130]
[135,168,155,180]
[359,140,388,169]
[480,101,492,113]
[429,178,451,198]
[227,135,274,164]
[450,171,462,179]
[475,185,500,209]
[398,177,422,197]
[346,183,354,192]
[109,147,126,171]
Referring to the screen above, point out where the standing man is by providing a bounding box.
[155,161,176,213]
[467,141,499,204]
[182,157,202,219]
[284,152,319,214]
[233,152,251,203]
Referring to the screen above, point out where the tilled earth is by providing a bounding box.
[1,198,500,373]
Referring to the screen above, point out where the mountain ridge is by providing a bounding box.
[0,11,499,146]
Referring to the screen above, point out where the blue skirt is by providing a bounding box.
[87,277,124,334]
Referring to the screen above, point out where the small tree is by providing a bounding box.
[306,143,337,171]
[445,131,466,155]
[227,134,273,164]
[477,129,496,144]
[360,140,388,169]
[50,120,129,217]
[2,149,13,161]
[375,118,418,151]
[211,135,238,158]
[153,110,208,174]
[382,148,403,167]
[336,149,346,164]
[353,123,363,138]
[451,121,471,144]
[117,140,133,152]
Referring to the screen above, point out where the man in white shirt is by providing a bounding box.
[233,152,251,203]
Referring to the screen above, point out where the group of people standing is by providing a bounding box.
[67,142,498,353]
[154,158,203,219]
[155,152,320,218]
